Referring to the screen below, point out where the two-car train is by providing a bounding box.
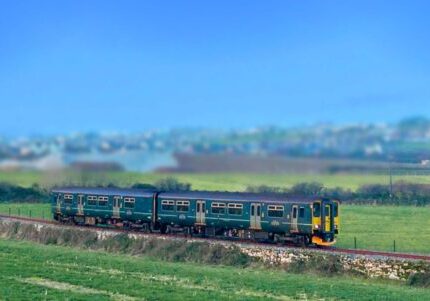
[51,187,339,246]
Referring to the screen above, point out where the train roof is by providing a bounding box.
[158,191,322,204]
[52,187,156,198]
[51,187,326,204]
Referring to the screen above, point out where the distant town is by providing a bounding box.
[1,117,430,173]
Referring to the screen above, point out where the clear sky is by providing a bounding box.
[1,1,429,136]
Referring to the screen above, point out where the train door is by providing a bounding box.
[56,194,62,214]
[291,205,298,232]
[196,200,206,225]
[324,204,331,232]
[113,196,121,219]
[77,195,84,215]
[250,203,262,230]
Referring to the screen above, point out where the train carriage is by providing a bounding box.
[52,187,156,229]
[156,191,337,245]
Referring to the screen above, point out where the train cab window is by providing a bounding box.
[267,205,284,217]
[313,203,321,217]
[334,203,338,217]
[124,197,135,209]
[98,196,108,206]
[211,202,226,214]
[228,203,243,215]
[176,200,190,212]
[299,207,305,218]
[56,194,62,202]
[87,196,97,206]
[161,200,175,211]
[63,194,73,205]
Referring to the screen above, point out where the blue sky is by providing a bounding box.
[1,1,429,135]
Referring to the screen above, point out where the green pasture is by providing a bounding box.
[1,170,430,191]
[1,203,429,254]
[1,239,429,301]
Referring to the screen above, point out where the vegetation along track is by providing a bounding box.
[1,214,429,262]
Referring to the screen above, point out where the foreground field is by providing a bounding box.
[1,203,429,254]
[1,170,430,190]
[1,239,429,301]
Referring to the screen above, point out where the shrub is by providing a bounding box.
[0,183,49,203]
[154,177,191,192]
[408,272,430,287]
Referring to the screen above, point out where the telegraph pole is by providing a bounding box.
[389,158,393,198]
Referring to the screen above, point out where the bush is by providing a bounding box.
[408,272,430,287]
[286,254,344,276]
[154,177,191,192]
[289,182,324,196]
[0,183,49,203]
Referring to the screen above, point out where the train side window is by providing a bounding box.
[98,196,108,206]
[63,194,73,205]
[299,207,305,218]
[87,196,97,206]
[267,205,284,217]
[124,197,135,209]
[228,203,243,215]
[161,200,175,211]
[176,200,190,212]
[211,202,226,214]
[313,203,321,217]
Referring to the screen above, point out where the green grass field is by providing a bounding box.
[1,203,429,254]
[1,170,430,190]
[1,238,429,301]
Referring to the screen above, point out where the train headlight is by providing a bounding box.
[314,224,319,229]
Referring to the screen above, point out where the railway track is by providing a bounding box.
[1,214,429,262]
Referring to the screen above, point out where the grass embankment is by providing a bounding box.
[2,170,430,190]
[1,239,429,301]
[1,203,429,254]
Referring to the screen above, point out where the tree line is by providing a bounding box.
[1,178,430,206]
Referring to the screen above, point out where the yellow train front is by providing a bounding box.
[309,198,339,246]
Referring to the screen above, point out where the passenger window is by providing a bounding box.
[211,203,226,214]
[124,197,135,209]
[228,203,243,215]
[98,196,108,206]
[299,207,305,218]
[313,203,321,217]
[63,194,73,205]
[268,205,283,217]
[176,200,190,212]
[87,196,97,206]
[161,200,175,211]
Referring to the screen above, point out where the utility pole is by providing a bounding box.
[389,158,393,198]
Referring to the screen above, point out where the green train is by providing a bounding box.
[51,187,339,246]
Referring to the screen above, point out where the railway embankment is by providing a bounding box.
[0,218,429,287]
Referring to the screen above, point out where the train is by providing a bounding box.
[51,187,339,246]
